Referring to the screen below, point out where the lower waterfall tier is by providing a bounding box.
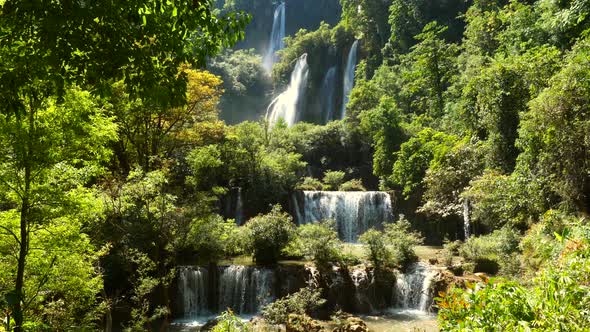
[175,263,441,320]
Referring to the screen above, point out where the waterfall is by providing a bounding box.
[295,191,394,242]
[341,40,359,119]
[394,263,437,312]
[219,265,275,314]
[320,66,337,123]
[463,197,471,240]
[266,53,309,127]
[235,187,244,225]
[263,3,286,73]
[178,265,275,318]
[178,266,209,317]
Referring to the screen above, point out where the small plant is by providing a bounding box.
[338,179,366,191]
[296,177,325,191]
[262,287,326,325]
[323,170,346,191]
[212,310,252,332]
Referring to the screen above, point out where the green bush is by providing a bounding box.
[359,229,392,270]
[459,227,521,276]
[212,310,252,332]
[187,215,243,262]
[323,170,346,191]
[296,177,325,191]
[359,218,423,269]
[438,222,590,330]
[290,220,343,268]
[245,205,296,264]
[261,287,326,325]
[338,179,366,191]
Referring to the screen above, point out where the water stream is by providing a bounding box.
[341,40,359,119]
[266,53,309,127]
[263,3,285,73]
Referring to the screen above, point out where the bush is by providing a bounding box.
[187,215,242,262]
[296,177,325,191]
[359,218,423,269]
[246,205,296,264]
[290,220,342,267]
[261,287,326,325]
[212,310,252,332]
[323,170,346,191]
[359,229,392,270]
[338,179,366,191]
[438,223,590,330]
[459,227,521,275]
[385,217,423,268]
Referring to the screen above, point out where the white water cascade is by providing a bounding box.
[294,191,394,242]
[341,40,359,119]
[394,263,437,312]
[235,187,244,225]
[463,197,471,240]
[178,266,210,317]
[177,265,275,318]
[263,2,286,72]
[266,53,309,127]
[320,66,337,123]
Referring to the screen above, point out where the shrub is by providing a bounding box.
[261,287,326,325]
[359,229,392,270]
[338,179,366,191]
[296,177,325,191]
[385,217,423,268]
[459,226,521,275]
[359,218,423,269]
[187,215,242,262]
[212,310,252,332]
[291,220,342,267]
[323,170,346,191]
[246,205,296,264]
[438,223,590,330]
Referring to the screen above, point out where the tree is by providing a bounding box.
[517,37,590,213]
[0,88,117,329]
[293,221,343,267]
[245,205,296,264]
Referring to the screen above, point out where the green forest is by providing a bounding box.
[0,0,589,331]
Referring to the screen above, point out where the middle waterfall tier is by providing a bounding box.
[293,191,394,242]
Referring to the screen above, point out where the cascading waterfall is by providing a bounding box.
[263,2,286,72]
[295,191,393,242]
[266,53,309,127]
[178,265,275,318]
[394,263,437,312]
[341,40,359,119]
[178,266,209,317]
[463,197,471,240]
[320,66,337,123]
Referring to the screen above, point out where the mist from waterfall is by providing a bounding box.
[266,53,309,127]
[263,3,286,73]
[320,66,337,123]
[295,191,393,242]
[394,263,437,312]
[341,40,359,119]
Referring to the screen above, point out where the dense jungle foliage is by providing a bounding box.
[1,0,590,331]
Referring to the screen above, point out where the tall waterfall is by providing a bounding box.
[294,191,394,242]
[394,263,437,312]
[266,53,309,127]
[263,2,286,72]
[341,40,359,119]
[320,66,337,123]
[177,265,275,318]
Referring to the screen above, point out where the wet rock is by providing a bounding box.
[332,317,368,332]
[286,314,325,332]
